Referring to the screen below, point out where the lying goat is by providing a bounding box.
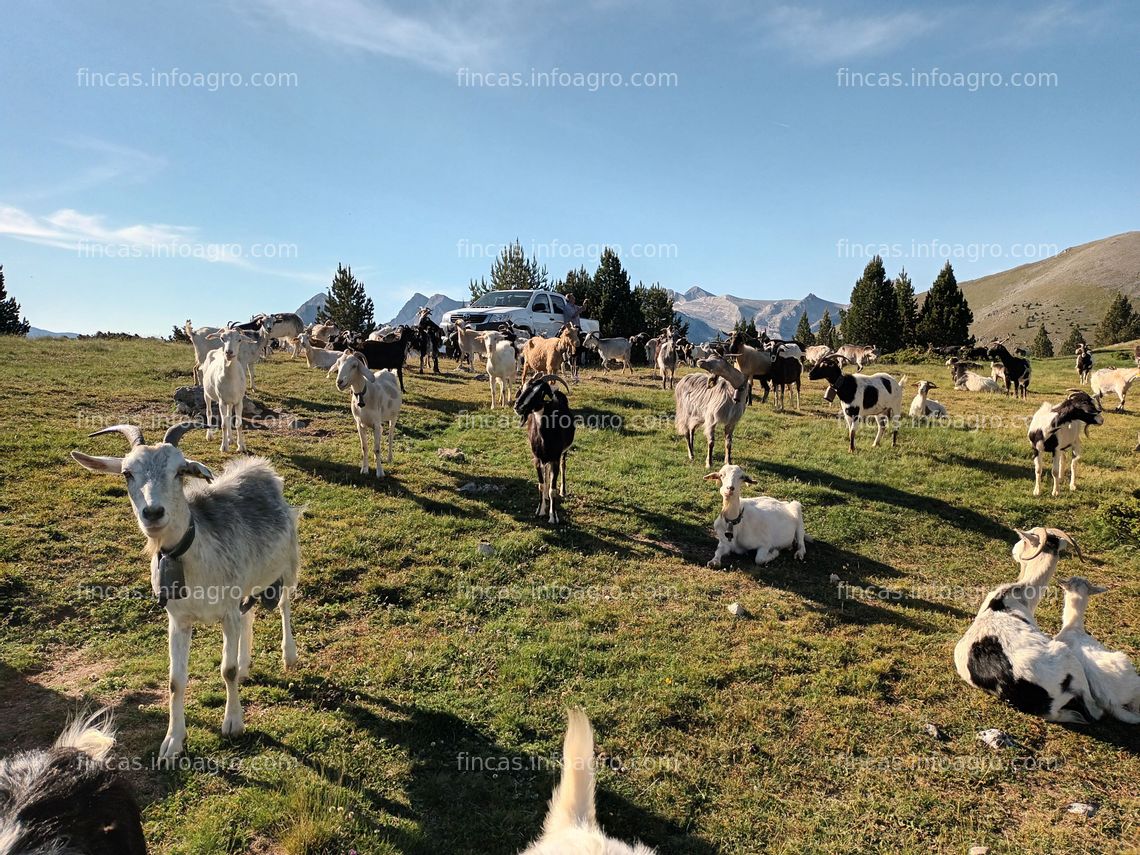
[0,711,147,854]
[1027,390,1103,496]
[704,464,807,568]
[72,423,301,760]
[909,380,946,419]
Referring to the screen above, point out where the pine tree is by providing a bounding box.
[318,264,375,334]
[554,266,599,317]
[0,266,30,336]
[842,256,902,351]
[916,261,973,347]
[893,268,918,347]
[816,310,835,349]
[170,324,190,343]
[471,240,550,300]
[1031,324,1054,358]
[634,282,687,337]
[1059,324,1087,356]
[795,312,815,346]
[592,248,644,337]
[1094,293,1139,346]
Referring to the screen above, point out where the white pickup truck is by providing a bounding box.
[441,290,600,337]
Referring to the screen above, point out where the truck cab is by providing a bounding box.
[441,290,600,337]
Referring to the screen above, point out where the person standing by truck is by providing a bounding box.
[563,294,585,381]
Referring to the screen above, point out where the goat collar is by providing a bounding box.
[155,520,195,607]
[722,507,745,541]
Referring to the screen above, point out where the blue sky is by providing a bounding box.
[1,0,1137,335]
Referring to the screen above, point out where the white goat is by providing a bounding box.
[453,319,484,371]
[184,320,221,384]
[1027,390,1103,496]
[330,351,402,477]
[202,326,254,453]
[72,423,301,760]
[704,464,807,568]
[582,332,634,375]
[674,354,750,467]
[1054,577,1140,723]
[803,344,834,365]
[1010,525,1080,618]
[909,380,946,419]
[296,331,341,370]
[476,331,517,408]
[521,710,655,855]
[1090,366,1140,412]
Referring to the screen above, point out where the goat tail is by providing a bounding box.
[55,708,116,761]
[542,709,598,836]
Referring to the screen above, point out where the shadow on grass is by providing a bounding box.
[0,662,78,755]
[936,452,1028,480]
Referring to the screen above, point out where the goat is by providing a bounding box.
[476,331,518,408]
[643,335,661,366]
[1010,525,1080,618]
[453,319,483,371]
[71,423,301,760]
[582,332,634,375]
[202,326,254,453]
[946,358,1001,392]
[330,351,402,477]
[767,353,802,411]
[262,312,304,347]
[356,328,415,392]
[1027,390,1103,496]
[296,331,341,370]
[519,324,578,387]
[674,354,750,467]
[1075,344,1093,384]
[184,320,221,385]
[704,464,807,568]
[1090,366,1140,412]
[954,579,1101,724]
[1054,577,1140,723]
[835,344,878,370]
[804,344,834,365]
[515,374,575,524]
[909,380,946,419]
[808,357,904,452]
[656,334,678,389]
[414,306,443,374]
[520,710,655,855]
[308,322,340,347]
[988,340,1032,398]
[759,333,805,362]
[724,331,775,405]
[0,711,147,855]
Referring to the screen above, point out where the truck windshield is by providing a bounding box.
[470,292,531,309]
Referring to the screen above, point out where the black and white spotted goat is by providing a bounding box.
[71,423,301,761]
[0,711,147,854]
[515,374,575,524]
[1027,389,1104,496]
[807,356,905,452]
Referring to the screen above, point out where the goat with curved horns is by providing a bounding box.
[71,423,302,761]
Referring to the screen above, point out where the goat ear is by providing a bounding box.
[702,472,722,482]
[205,332,219,340]
[1014,528,1037,545]
[178,459,214,481]
[1087,582,1108,595]
[741,473,756,484]
[71,451,124,475]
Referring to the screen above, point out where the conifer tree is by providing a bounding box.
[318,264,375,334]
[893,268,918,346]
[1094,293,1139,346]
[916,261,973,347]
[1031,323,1054,358]
[816,309,835,349]
[843,256,902,351]
[795,312,815,345]
[592,248,644,337]
[634,282,687,336]
[1059,324,1087,356]
[0,266,30,336]
[471,240,550,299]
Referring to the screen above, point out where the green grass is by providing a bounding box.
[0,337,1138,854]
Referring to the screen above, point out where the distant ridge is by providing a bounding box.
[28,327,79,339]
[669,289,847,341]
[389,292,464,326]
[294,293,328,326]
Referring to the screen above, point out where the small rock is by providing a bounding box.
[477,541,494,556]
[727,602,747,617]
[438,447,466,462]
[968,847,989,855]
[923,723,946,741]
[1065,802,1097,818]
[829,573,841,584]
[976,728,1016,750]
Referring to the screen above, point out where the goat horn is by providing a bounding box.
[89,424,145,447]
[1017,526,1049,561]
[1047,528,1082,560]
[535,373,571,395]
[162,421,198,446]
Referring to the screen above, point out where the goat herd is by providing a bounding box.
[3,310,1139,854]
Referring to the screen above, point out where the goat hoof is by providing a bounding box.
[221,715,245,737]
[158,735,184,763]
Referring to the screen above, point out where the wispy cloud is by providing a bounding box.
[12,138,167,203]
[0,203,322,282]
[983,1,1108,49]
[760,5,941,62]
[246,0,505,72]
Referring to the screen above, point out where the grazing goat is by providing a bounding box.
[808,357,904,452]
[476,332,518,408]
[202,326,253,453]
[1090,366,1140,412]
[953,579,1101,724]
[515,374,575,524]
[1075,343,1093,384]
[330,351,402,477]
[804,344,834,365]
[704,464,807,568]
[988,340,1031,398]
[72,423,301,760]
[1027,390,1103,496]
[725,331,775,405]
[674,354,750,467]
[909,380,946,419]
[767,353,802,411]
[520,324,578,387]
[582,332,634,375]
[835,344,878,370]
[0,711,148,855]
[1054,577,1140,723]
[521,711,655,855]
[296,331,341,370]
[656,333,678,389]
[356,327,415,392]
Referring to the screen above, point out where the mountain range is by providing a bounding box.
[668,289,846,341]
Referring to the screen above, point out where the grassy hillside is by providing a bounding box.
[0,337,1138,854]
[955,231,1140,344]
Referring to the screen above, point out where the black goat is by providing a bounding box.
[415,312,443,374]
[0,712,147,855]
[357,327,416,392]
[514,374,575,524]
[768,354,802,411]
[988,341,1032,398]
